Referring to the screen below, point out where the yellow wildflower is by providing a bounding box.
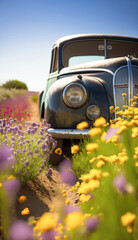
[123,109,133,116]
[89,169,102,180]
[63,235,68,239]
[86,143,98,152]
[106,135,118,144]
[83,213,92,219]
[96,160,105,168]
[130,120,138,127]
[55,148,62,155]
[135,162,138,167]
[116,126,127,134]
[121,212,136,233]
[94,117,106,128]
[8,175,16,180]
[79,194,91,202]
[55,236,60,240]
[65,198,70,205]
[78,180,100,194]
[21,208,30,215]
[76,121,89,130]
[71,145,79,154]
[102,172,110,177]
[122,93,127,97]
[89,157,97,164]
[66,212,84,230]
[132,127,138,138]
[97,155,109,162]
[61,189,67,197]
[109,155,120,164]
[116,110,123,116]
[89,127,102,137]
[110,120,114,124]
[134,96,138,101]
[134,108,138,115]
[0,183,2,189]
[115,106,119,111]
[56,223,64,234]
[36,212,57,232]
[101,131,106,141]
[18,195,27,204]
[109,106,114,111]
[50,204,54,212]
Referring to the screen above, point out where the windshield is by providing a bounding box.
[63,39,138,67]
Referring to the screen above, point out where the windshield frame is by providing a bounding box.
[61,38,138,68]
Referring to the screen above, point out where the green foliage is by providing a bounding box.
[2,80,28,90]
[72,123,138,240]
[32,93,38,103]
[72,135,120,178]
[0,87,26,103]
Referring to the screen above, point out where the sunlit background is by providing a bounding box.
[0,0,138,91]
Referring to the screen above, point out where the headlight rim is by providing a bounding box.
[63,82,87,108]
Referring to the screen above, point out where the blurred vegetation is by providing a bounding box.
[0,87,27,103]
[1,80,28,90]
[32,93,38,103]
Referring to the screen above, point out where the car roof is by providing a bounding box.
[53,34,138,47]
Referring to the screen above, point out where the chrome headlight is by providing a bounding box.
[63,83,87,108]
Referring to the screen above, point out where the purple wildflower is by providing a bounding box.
[41,229,60,240]
[65,205,80,215]
[11,136,16,141]
[104,127,119,141]
[46,168,52,177]
[59,159,77,186]
[9,220,33,240]
[37,139,41,144]
[43,160,47,165]
[113,174,128,193]
[52,140,57,148]
[18,124,23,130]
[0,144,15,171]
[85,216,99,232]
[3,179,21,197]
[24,160,29,166]
[31,122,37,127]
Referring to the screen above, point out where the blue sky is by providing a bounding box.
[0,0,138,91]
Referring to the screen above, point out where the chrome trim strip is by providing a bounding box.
[104,39,107,58]
[60,68,114,76]
[48,68,114,80]
[126,57,133,105]
[112,65,128,118]
[47,128,90,139]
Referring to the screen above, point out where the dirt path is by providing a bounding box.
[16,92,78,220]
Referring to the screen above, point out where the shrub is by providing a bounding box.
[0,87,26,103]
[2,80,28,90]
[32,94,38,103]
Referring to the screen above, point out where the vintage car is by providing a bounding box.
[39,34,138,161]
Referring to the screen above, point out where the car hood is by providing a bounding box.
[59,57,128,75]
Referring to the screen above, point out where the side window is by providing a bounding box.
[49,47,58,73]
[50,49,54,73]
[53,47,58,72]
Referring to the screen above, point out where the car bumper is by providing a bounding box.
[47,128,90,139]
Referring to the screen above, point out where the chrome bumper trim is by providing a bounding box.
[47,128,90,139]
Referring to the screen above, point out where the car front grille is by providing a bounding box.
[113,58,138,115]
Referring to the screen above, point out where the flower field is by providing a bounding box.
[0,93,138,240]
